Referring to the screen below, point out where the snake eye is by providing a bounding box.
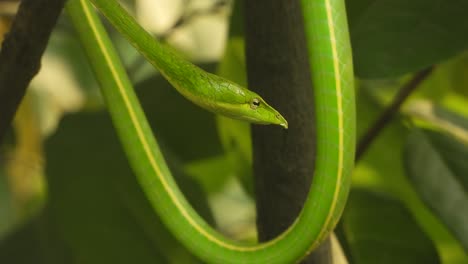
[250,98,261,109]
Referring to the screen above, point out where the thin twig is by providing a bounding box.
[355,67,434,161]
[0,0,67,143]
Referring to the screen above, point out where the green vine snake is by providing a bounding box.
[66,0,355,263]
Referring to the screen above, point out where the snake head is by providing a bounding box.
[243,96,289,129]
[213,89,288,129]
[213,82,289,129]
[191,75,288,128]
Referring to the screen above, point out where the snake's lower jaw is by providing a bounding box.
[280,121,289,129]
[260,114,288,129]
[275,114,288,129]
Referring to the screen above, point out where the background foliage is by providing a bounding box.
[0,0,467,263]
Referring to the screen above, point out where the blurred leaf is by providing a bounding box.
[353,86,408,192]
[404,128,468,251]
[3,106,212,264]
[228,0,244,38]
[48,110,211,263]
[183,154,256,241]
[108,24,158,85]
[0,94,46,241]
[184,155,232,194]
[136,67,224,163]
[353,86,468,263]
[423,51,468,100]
[413,58,468,117]
[8,94,46,217]
[217,38,247,86]
[330,234,349,264]
[46,26,100,101]
[338,189,440,264]
[31,23,102,136]
[207,178,255,241]
[0,213,74,264]
[405,101,468,144]
[432,104,468,131]
[347,0,468,78]
[425,130,468,190]
[216,116,253,195]
[0,164,14,240]
[216,38,254,195]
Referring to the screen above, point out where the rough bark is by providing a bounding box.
[244,0,331,263]
[0,0,66,142]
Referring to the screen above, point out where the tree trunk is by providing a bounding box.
[244,0,331,263]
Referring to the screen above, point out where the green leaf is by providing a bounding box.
[228,0,245,38]
[216,116,253,195]
[353,86,468,263]
[445,52,468,98]
[404,128,468,251]
[46,26,100,101]
[431,104,468,132]
[184,155,233,194]
[0,213,75,264]
[40,110,209,264]
[347,0,468,78]
[215,38,254,195]
[404,101,468,145]
[338,189,440,264]
[425,130,468,190]
[135,69,224,163]
[0,164,14,240]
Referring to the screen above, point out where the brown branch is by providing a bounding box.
[0,0,66,143]
[355,67,434,161]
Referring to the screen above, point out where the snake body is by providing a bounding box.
[66,0,355,263]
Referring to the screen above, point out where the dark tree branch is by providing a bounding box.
[355,67,434,161]
[244,0,330,263]
[0,0,66,143]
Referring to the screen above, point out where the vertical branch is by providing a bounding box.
[244,0,330,263]
[0,0,66,143]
